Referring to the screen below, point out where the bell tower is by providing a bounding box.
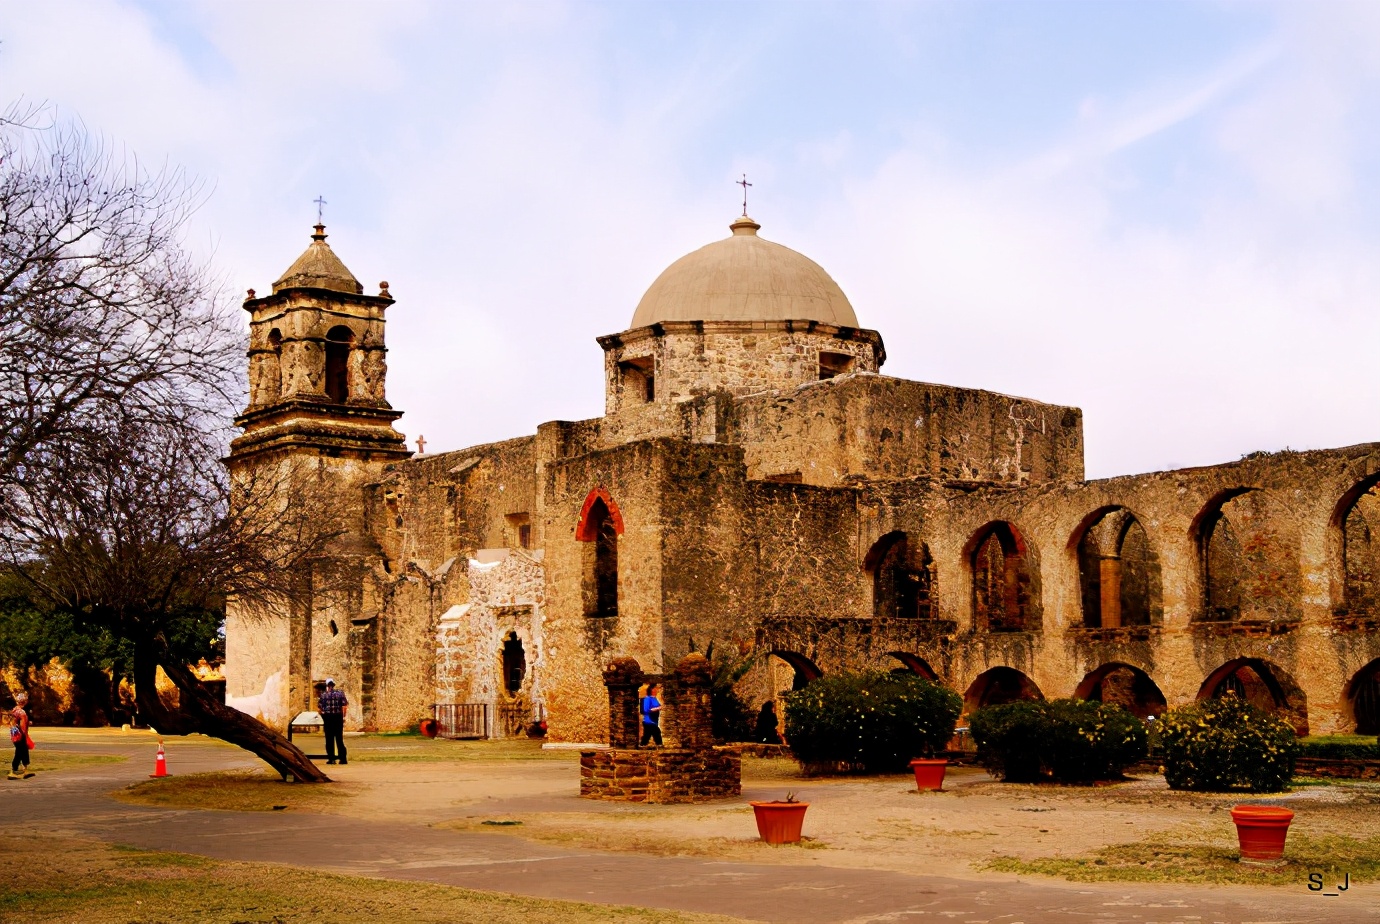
[230,224,410,461]
[224,224,409,732]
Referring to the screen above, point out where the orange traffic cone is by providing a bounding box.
[150,740,167,778]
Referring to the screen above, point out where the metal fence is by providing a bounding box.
[433,703,489,739]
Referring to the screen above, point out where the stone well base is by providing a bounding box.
[580,747,741,803]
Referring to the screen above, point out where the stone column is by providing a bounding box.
[1099,558,1122,629]
[668,653,714,750]
[602,657,644,749]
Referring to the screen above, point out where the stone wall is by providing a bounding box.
[599,320,883,416]
[579,747,742,803]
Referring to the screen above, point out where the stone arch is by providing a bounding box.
[576,487,623,618]
[575,486,625,541]
[963,666,1043,714]
[1072,663,1167,720]
[1333,474,1380,619]
[1197,657,1309,735]
[965,522,1039,632]
[771,650,822,692]
[864,531,937,619]
[1345,658,1380,734]
[1192,489,1300,623]
[886,651,938,680]
[1072,507,1161,628]
[324,325,355,404]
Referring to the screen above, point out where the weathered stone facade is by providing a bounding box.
[225,215,1380,743]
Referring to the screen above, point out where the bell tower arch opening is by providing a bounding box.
[324,325,355,404]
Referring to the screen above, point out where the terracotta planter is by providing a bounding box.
[419,718,439,738]
[1231,805,1294,865]
[750,800,809,845]
[910,758,947,792]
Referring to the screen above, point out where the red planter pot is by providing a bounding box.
[1231,805,1294,864]
[750,801,810,845]
[419,718,439,738]
[910,758,948,792]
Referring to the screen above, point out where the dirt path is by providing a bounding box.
[12,728,1376,923]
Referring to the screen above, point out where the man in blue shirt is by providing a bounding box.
[317,679,348,765]
[639,682,663,748]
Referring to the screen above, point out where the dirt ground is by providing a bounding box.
[108,731,1380,885]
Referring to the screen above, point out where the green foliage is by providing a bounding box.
[782,670,962,773]
[969,699,1148,783]
[688,639,756,743]
[1159,694,1298,792]
[1298,735,1380,762]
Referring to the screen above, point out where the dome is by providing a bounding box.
[629,216,859,329]
[273,225,363,295]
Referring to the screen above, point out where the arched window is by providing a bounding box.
[1340,480,1380,618]
[1073,663,1167,720]
[1074,508,1159,628]
[865,532,936,619]
[1195,490,1299,623]
[1197,657,1309,735]
[576,487,624,618]
[324,325,354,404]
[969,522,1037,632]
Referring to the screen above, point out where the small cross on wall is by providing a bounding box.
[416,435,426,454]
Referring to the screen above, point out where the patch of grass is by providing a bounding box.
[342,736,577,763]
[113,769,355,812]
[3,835,745,924]
[25,751,126,773]
[986,830,1380,887]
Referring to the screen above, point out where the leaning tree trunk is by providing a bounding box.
[133,635,330,783]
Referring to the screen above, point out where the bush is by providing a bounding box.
[969,699,1148,783]
[1160,695,1299,792]
[782,671,962,773]
[1298,735,1380,762]
[968,699,1150,783]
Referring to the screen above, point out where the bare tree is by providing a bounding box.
[0,111,333,782]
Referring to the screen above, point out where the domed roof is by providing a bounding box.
[629,216,859,329]
[273,225,363,295]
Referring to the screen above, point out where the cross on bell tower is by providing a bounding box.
[736,174,752,217]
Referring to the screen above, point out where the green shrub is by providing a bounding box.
[1297,735,1379,762]
[782,671,962,773]
[1160,694,1298,792]
[969,699,1148,783]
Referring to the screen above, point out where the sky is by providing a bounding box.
[1,0,1377,478]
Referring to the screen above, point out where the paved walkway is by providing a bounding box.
[12,733,1373,923]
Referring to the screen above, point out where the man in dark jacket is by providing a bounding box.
[317,679,348,765]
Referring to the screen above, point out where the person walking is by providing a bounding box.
[317,679,348,765]
[8,691,33,780]
[639,682,663,748]
[754,700,782,744]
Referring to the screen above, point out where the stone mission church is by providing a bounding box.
[225,212,1380,743]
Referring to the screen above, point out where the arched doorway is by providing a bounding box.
[1073,507,1160,628]
[1197,658,1309,735]
[501,632,526,694]
[771,650,822,692]
[963,666,1043,715]
[1346,659,1380,734]
[864,532,937,619]
[967,522,1039,632]
[886,651,938,680]
[1073,663,1167,719]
